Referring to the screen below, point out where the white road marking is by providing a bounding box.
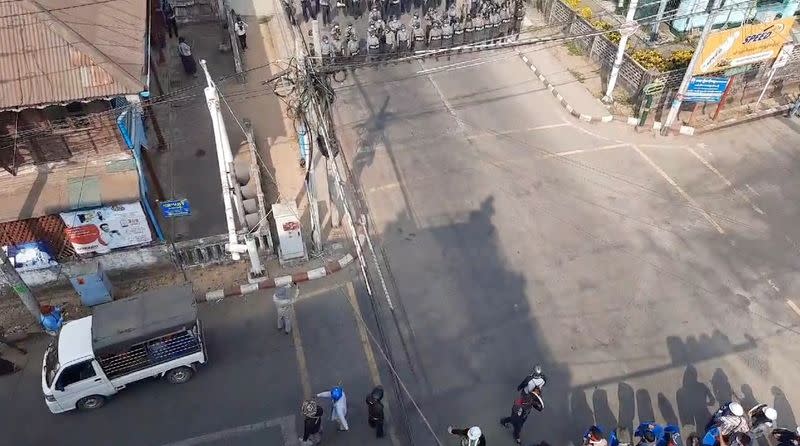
[786,299,800,317]
[366,182,402,194]
[769,279,781,292]
[632,144,726,234]
[541,143,629,158]
[159,416,298,446]
[685,146,765,215]
[746,184,760,196]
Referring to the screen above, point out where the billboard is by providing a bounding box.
[684,77,730,102]
[60,203,152,255]
[694,18,795,75]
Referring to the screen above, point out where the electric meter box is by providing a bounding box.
[69,261,114,307]
[272,202,307,264]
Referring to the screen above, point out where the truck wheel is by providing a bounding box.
[166,366,193,384]
[77,395,106,411]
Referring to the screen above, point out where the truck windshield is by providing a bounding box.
[44,340,59,387]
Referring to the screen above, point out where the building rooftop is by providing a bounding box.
[0,0,149,111]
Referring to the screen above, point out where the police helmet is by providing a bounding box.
[467,426,482,439]
[764,407,778,421]
[322,35,329,41]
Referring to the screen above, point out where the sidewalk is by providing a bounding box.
[518,5,615,121]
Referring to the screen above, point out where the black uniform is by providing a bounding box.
[366,386,385,438]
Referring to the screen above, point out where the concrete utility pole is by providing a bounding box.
[662,0,722,134]
[0,249,41,322]
[200,59,242,261]
[651,0,668,42]
[296,37,324,253]
[603,0,640,103]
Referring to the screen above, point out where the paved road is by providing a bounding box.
[331,49,800,445]
[0,275,401,446]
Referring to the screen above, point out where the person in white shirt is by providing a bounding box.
[316,386,348,431]
[234,16,248,50]
[177,37,197,76]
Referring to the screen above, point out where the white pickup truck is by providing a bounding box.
[41,285,207,413]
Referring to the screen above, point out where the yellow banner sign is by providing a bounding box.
[694,17,796,75]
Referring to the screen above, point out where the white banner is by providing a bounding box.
[60,203,152,255]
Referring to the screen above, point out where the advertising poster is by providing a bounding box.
[60,203,152,255]
[694,18,795,75]
[2,241,58,271]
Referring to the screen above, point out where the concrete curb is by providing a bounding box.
[692,103,794,134]
[200,251,356,302]
[516,52,614,124]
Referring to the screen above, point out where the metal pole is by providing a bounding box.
[755,68,776,109]
[297,37,323,253]
[0,249,41,322]
[311,19,323,64]
[651,0,668,42]
[603,0,640,103]
[200,60,241,260]
[662,0,722,134]
[327,157,341,227]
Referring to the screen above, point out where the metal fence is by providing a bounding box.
[539,0,800,110]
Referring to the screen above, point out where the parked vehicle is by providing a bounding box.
[41,285,207,413]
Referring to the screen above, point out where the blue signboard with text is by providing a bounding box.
[684,77,730,103]
[160,199,191,218]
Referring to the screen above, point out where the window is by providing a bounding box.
[55,361,96,389]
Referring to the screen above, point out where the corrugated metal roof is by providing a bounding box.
[0,0,148,111]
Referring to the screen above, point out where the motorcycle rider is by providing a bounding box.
[448,425,486,446]
[748,404,777,438]
[585,426,609,446]
[518,365,546,396]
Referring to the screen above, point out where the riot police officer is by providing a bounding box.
[367,24,381,62]
[411,12,421,30]
[385,22,397,56]
[428,20,442,50]
[489,7,501,42]
[347,32,361,62]
[388,15,400,33]
[472,12,484,44]
[344,23,356,41]
[321,34,333,64]
[513,0,524,36]
[332,22,342,40]
[463,14,474,44]
[332,33,344,61]
[412,18,425,51]
[441,19,454,48]
[375,15,386,42]
[397,23,411,54]
[499,3,511,39]
[369,4,381,22]
[452,18,464,47]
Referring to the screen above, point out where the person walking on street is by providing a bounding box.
[366,385,386,438]
[501,392,536,444]
[177,37,197,77]
[448,425,486,446]
[518,365,547,396]
[317,386,349,431]
[234,16,248,50]
[164,3,179,38]
[273,285,297,334]
[301,0,316,21]
[792,94,800,118]
[319,0,331,25]
[321,35,333,64]
[300,400,324,445]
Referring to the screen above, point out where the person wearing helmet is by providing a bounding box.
[347,32,360,61]
[316,386,349,431]
[365,385,385,438]
[300,400,324,445]
[748,404,777,438]
[635,426,657,446]
[518,365,547,396]
[369,4,381,22]
[448,425,486,446]
[771,427,800,446]
[724,432,752,446]
[707,402,747,433]
[397,23,410,55]
[366,24,380,62]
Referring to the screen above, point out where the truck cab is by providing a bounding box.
[42,285,206,413]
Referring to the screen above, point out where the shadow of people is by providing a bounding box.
[619,382,636,435]
[593,389,618,433]
[637,389,656,424]
[571,390,596,440]
[711,368,735,406]
[739,384,758,412]
[676,365,715,431]
[658,392,679,427]
[772,387,797,429]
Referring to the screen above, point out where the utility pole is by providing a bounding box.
[662,0,722,134]
[651,0,668,42]
[603,0,640,103]
[295,37,323,253]
[200,59,242,261]
[0,249,41,322]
